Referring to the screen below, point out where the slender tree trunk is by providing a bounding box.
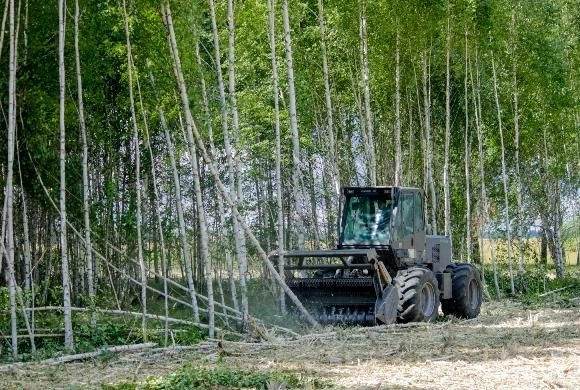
[318,0,340,197]
[511,8,526,287]
[473,50,500,298]
[5,0,18,357]
[163,1,319,327]
[268,0,286,313]
[359,0,376,185]
[394,25,402,186]
[491,50,515,296]
[0,0,8,63]
[227,0,247,328]
[193,41,239,315]
[122,0,147,340]
[422,50,437,234]
[208,0,242,316]
[464,31,472,263]
[74,0,95,326]
[282,0,306,248]
[58,0,74,352]
[443,10,452,241]
[163,2,213,332]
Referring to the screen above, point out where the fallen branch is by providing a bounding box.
[0,343,156,371]
[539,286,571,297]
[25,306,205,327]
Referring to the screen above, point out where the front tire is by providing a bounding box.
[441,263,483,319]
[394,267,440,323]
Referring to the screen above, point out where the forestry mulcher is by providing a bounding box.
[272,186,483,326]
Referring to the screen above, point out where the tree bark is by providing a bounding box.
[464,31,472,263]
[473,50,499,298]
[422,50,437,235]
[359,0,376,185]
[58,0,74,352]
[394,25,402,186]
[282,0,306,249]
[443,8,452,241]
[227,0,247,328]
[268,0,286,312]
[511,8,526,286]
[122,0,147,341]
[74,0,95,326]
[491,50,515,296]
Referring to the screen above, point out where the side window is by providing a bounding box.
[402,192,414,236]
[414,192,424,232]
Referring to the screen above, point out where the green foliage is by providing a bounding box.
[104,364,324,390]
[483,264,580,305]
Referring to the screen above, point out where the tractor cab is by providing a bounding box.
[339,187,426,258]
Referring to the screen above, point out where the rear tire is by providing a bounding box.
[394,267,440,323]
[441,263,483,319]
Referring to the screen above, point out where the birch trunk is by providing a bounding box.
[511,9,526,286]
[208,0,242,314]
[227,0,247,327]
[163,2,213,333]
[318,0,340,196]
[422,51,437,234]
[161,106,200,322]
[58,0,74,352]
[394,25,402,186]
[491,51,515,296]
[0,0,8,63]
[443,11,452,240]
[359,0,376,185]
[163,1,318,327]
[464,32,472,263]
[122,0,147,340]
[6,0,17,357]
[74,0,95,326]
[473,50,500,297]
[282,0,306,248]
[268,0,285,312]
[194,40,239,314]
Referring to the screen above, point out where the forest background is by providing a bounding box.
[0,0,579,362]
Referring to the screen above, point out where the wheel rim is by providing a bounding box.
[420,283,436,316]
[468,279,479,309]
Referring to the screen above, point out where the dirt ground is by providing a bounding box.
[1,301,579,389]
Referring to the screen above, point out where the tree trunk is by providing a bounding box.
[491,50,515,296]
[394,25,402,186]
[226,0,247,328]
[464,31,472,263]
[318,0,340,197]
[472,48,500,298]
[282,0,306,249]
[163,2,213,332]
[5,0,17,356]
[359,0,376,185]
[422,50,437,235]
[268,0,286,313]
[443,10,452,241]
[74,0,95,326]
[208,0,242,318]
[122,0,147,341]
[511,8,526,287]
[59,0,74,352]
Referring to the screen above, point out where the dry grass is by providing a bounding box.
[1,301,579,389]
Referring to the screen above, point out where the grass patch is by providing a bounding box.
[103,364,325,389]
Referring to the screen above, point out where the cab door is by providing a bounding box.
[393,189,425,260]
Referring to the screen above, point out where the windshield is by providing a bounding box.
[341,194,393,246]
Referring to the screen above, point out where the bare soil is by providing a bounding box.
[1,301,579,389]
